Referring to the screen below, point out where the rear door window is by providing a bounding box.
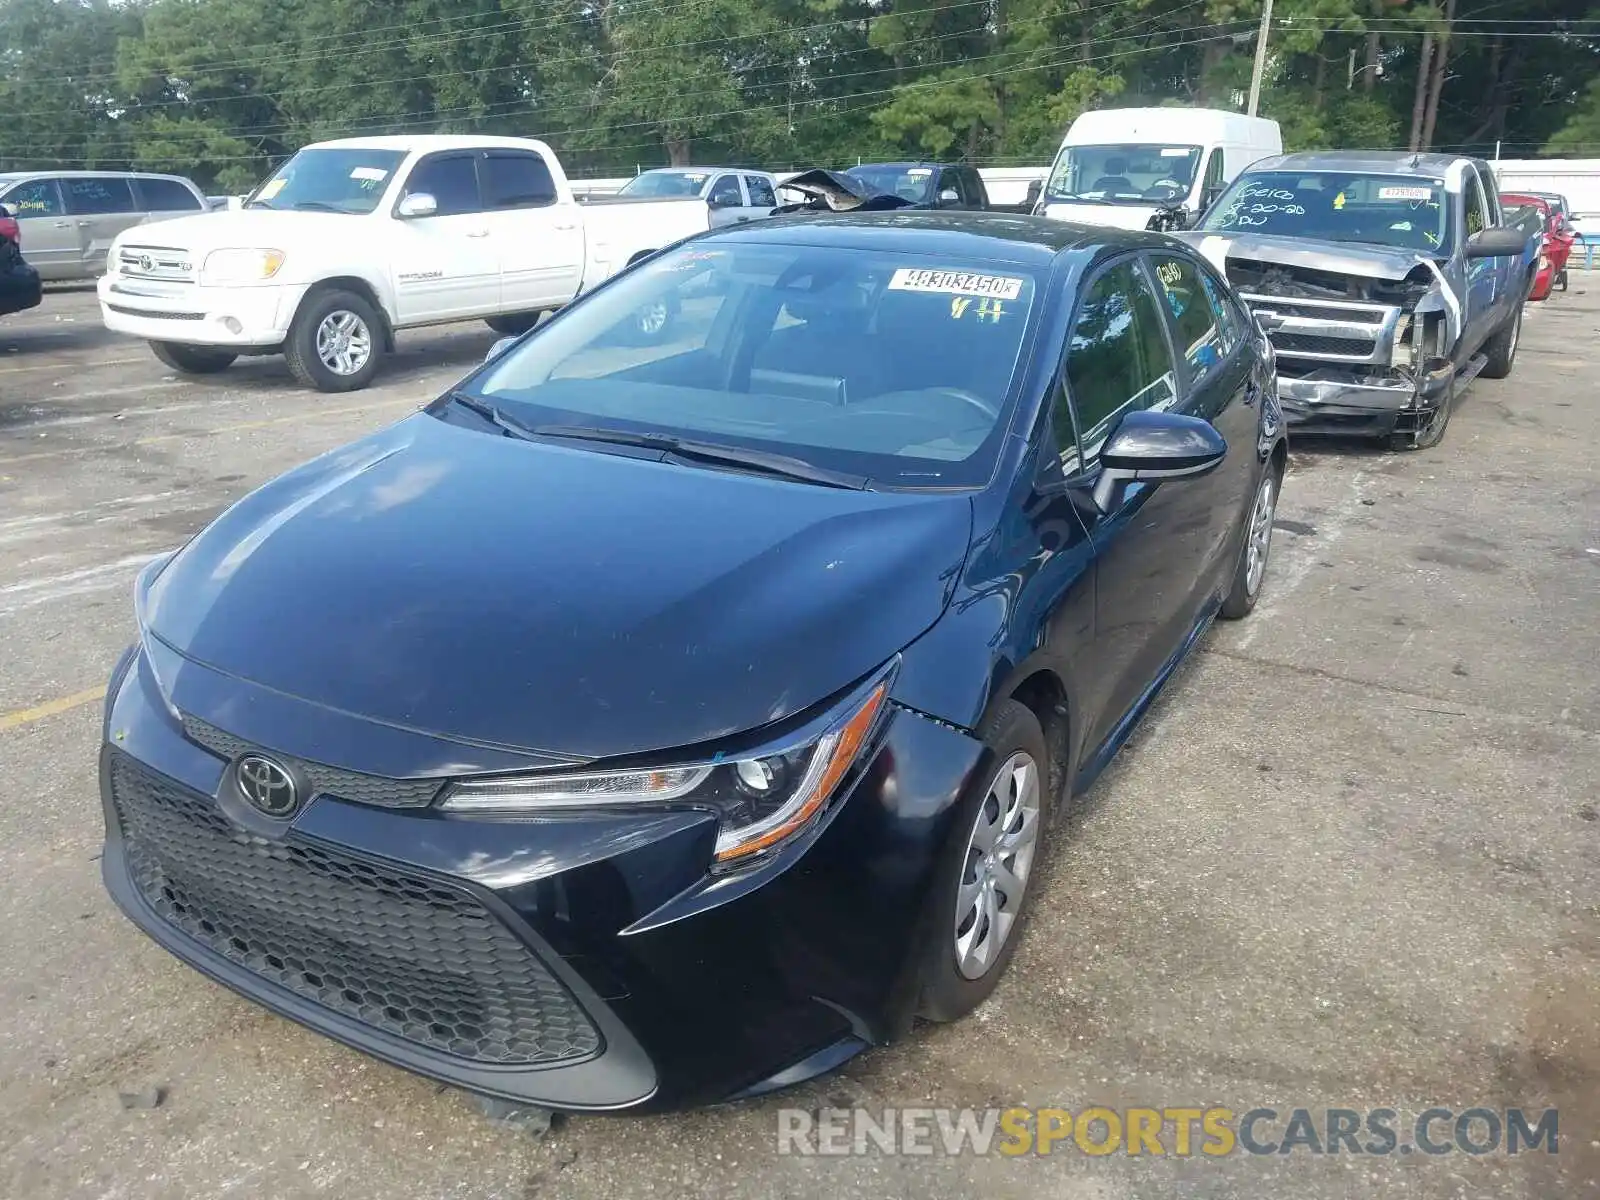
[1057,257,1178,464]
[744,175,776,207]
[136,177,204,212]
[481,151,558,210]
[63,176,137,215]
[2,178,65,217]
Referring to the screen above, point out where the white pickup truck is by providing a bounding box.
[97,135,713,391]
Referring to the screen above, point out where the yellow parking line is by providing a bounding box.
[0,356,147,376]
[0,686,105,732]
[0,397,417,468]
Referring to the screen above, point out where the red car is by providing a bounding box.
[1502,192,1576,293]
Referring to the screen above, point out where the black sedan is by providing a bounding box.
[100,212,1286,1113]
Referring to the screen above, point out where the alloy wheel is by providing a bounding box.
[954,751,1041,980]
[316,309,373,376]
[1244,470,1277,596]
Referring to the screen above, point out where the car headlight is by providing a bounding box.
[201,248,286,285]
[440,666,894,868]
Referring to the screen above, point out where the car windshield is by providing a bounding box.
[617,171,712,198]
[456,241,1039,489]
[1200,171,1451,252]
[1044,144,1201,205]
[846,166,935,205]
[246,148,407,213]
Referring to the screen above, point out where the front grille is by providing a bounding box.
[181,715,443,808]
[1247,300,1385,325]
[119,244,195,282]
[1274,333,1377,357]
[110,751,602,1066]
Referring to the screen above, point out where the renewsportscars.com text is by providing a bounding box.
[776,1106,1559,1158]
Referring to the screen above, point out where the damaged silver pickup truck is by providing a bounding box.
[1181,151,1535,449]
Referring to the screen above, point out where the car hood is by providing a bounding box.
[143,414,973,760]
[113,209,367,256]
[1181,231,1436,280]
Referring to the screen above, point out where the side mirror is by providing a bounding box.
[485,336,517,364]
[938,188,961,207]
[1092,410,1227,513]
[1465,226,1529,259]
[1024,180,1042,208]
[1201,183,1226,211]
[708,192,737,210]
[396,192,438,219]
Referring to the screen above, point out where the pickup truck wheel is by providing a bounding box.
[286,289,382,392]
[149,342,237,375]
[1480,306,1521,380]
[486,312,541,336]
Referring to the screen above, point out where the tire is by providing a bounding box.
[1220,460,1282,620]
[486,312,541,336]
[149,341,237,375]
[284,288,384,393]
[917,699,1051,1023]
[1480,306,1521,380]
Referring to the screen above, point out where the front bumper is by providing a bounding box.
[1275,357,1455,436]
[97,274,307,348]
[99,645,985,1111]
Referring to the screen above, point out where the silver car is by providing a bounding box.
[0,170,210,281]
[612,168,780,227]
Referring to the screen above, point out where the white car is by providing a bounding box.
[97,135,714,391]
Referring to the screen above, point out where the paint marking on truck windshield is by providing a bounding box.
[889,269,1024,300]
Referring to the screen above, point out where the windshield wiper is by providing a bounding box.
[533,424,869,490]
[291,200,349,213]
[447,391,542,442]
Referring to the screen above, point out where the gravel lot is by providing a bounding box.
[2,284,1596,1199]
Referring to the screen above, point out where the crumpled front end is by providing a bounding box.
[1222,254,1458,437]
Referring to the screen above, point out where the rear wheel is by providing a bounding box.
[1480,306,1521,380]
[149,341,237,375]
[486,312,541,336]
[285,288,383,393]
[917,700,1051,1023]
[1220,461,1281,619]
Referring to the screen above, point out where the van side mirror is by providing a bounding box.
[397,192,438,219]
[1024,180,1042,208]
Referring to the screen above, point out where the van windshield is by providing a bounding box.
[1044,144,1201,205]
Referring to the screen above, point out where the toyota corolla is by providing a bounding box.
[100,213,1286,1112]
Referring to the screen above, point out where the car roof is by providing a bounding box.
[0,169,197,184]
[307,134,554,154]
[702,210,1169,263]
[849,162,948,170]
[639,166,769,174]
[1246,150,1466,177]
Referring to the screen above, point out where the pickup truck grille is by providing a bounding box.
[1237,291,1401,366]
[119,244,196,283]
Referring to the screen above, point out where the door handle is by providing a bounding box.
[76,220,92,227]
[52,221,71,228]
[553,222,577,231]
[466,229,490,238]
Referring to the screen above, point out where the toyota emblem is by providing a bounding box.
[235,754,299,817]
[138,255,153,272]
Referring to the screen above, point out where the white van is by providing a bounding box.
[1037,108,1282,231]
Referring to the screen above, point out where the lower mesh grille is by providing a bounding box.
[1273,332,1377,357]
[110,751,601,1066]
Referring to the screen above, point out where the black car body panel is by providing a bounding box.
[101,212,1286,1111]
[0,226,42,318]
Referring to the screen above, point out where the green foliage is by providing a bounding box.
[0,0,1595,189]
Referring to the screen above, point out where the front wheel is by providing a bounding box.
[917,700,1051,1023]
[1220,462,1281,620]
[149,341,237,375]
[1480,306,1521,380]
[285,288,383,393]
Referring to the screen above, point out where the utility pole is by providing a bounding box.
[1247,0,1274,117]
